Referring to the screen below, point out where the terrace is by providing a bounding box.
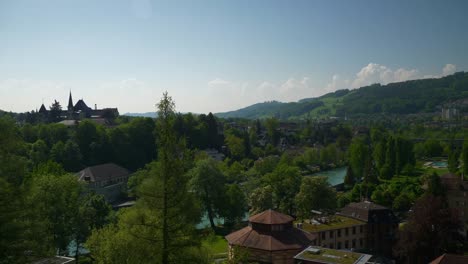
[297,215,365,233]
[294,246,372,264]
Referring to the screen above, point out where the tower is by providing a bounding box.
[68,90,74,111]
[67,90,74,119]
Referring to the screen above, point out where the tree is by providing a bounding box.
[225,134,245,160]
[264,164,301,215]
[343,166,355,187]
[221,184,247,228]
[249,185,274,215]
[394,195,463,263]
[448,147,460,174]
[49,100,63,123]
[189,158,227,230]
[348,137,369,181]
[264,117,279,145]
[462,141,468,178]
[87,92,207,264]
[28,171,82,254]
[295,177,337,219]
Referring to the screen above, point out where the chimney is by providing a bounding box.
[95,104,97,110]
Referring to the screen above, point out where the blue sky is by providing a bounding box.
[1,0,467,114]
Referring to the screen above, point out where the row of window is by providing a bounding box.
[321,225,364,239]
[324,238,364,250]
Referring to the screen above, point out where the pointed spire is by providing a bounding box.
[68,90,73,111]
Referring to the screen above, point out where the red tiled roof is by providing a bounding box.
[430,254,468,264]
[225,226,316,251]
[249,209,294,225]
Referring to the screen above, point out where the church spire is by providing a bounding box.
[68,90,73,111]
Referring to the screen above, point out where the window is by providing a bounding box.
[352,226,356,235]
[337,229,341,237]
[321,232,325,240]
[352,239,356,248]
[345,228,349,236]
[360,226,363,233]
[360,238,363,247]
[329,231,333,238]
[330,243,334,249]
[345,240,349,248]
[337,242,341,249]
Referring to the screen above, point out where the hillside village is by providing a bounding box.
[2,81,468,263]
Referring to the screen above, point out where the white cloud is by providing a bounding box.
[442,64,456,76]
[351,63,419,88]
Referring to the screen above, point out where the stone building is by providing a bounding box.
[76,163,130,203]
[225,209,316,264]
[297,215,367,251]
[337,201,398,256]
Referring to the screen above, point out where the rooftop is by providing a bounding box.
[430,253,468,264]
[298,215,365,233]
[294,246,372,264]
[249,209,294,225]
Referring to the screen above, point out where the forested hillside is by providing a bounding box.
[216,72,468,120]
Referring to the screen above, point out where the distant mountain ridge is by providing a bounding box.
[123,112,157,118]
[215,72,468,120]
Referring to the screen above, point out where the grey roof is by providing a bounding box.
[76,163,130,183]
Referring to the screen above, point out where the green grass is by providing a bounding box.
[297,247,363,264]
[202,234,228,256]
[298,215,365,233]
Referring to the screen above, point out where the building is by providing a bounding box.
[297,214,367,251]
[337,201,398,256]
[76,163,130,203]
[225,209,317,264]
[440,173,468,236]
[38,91,119,121]
[429,253,468,264]
[294,246,372,264]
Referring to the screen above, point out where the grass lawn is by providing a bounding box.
[298,215,365,233]
[297,247,364,264]
[202,234,228,256]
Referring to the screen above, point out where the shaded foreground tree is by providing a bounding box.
[295,177,337,219]
[86,92,208,264]
[394,194,463,264]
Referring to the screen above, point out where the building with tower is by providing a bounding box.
[38,91,119,123]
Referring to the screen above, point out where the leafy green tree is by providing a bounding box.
[221,184,247,227]
[265,117,279,145]
[0,117,29,262]
[48,100,63,123]
[28,172,82,254]
[29,139,49,166]
[425,172,445,197]
[344,166,355,187]
[461,141,468,178]
[249,185,274,215]
[295,177,337,219]
[225,134,245,160]
[264,164,301,215]
[394,195,463,263]
[51,140,82,171]
[424,139,443,158]
[189,158,227,230]
[88,93,207,264]
[348,137,369,180]
[447,147,460,174]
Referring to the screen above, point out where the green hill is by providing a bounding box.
[216,72,468,120]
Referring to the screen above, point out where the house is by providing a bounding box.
[294,246,372,264]
[337,201,398,256]
[297,215,367,251]
[225,209,317,264]
[76,163,130,203]
[429,253,468,264]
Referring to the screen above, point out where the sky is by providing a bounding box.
[1,0,468,114]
